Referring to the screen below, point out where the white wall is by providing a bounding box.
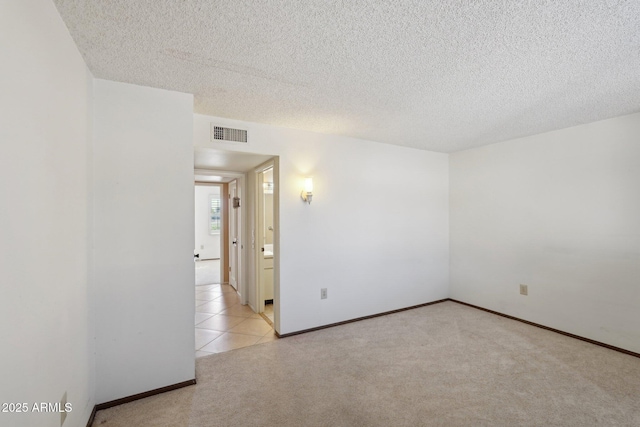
[0,1,95,426]
[93,79,195,403]
[194,114,450,334]
[194,185,221,259]
[450,112,640,354]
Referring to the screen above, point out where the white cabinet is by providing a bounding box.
[263,256,274,301]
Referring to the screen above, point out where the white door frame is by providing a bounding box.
[254,158,278,330]
[256,169,266,313]
[228,179,240,291]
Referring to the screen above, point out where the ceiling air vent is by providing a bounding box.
[211,125,248,143]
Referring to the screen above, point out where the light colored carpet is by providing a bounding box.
[92,301,640,426]
[195,259,220,286]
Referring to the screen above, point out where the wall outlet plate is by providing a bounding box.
[321,288,327,299]
[520,284,528,296]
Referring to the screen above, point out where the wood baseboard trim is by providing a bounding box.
[94,379,196,413]
[449,299,640,359]
[276,299,449,338]
[85,405,97,427]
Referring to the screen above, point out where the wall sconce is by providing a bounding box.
[301,177,313,204]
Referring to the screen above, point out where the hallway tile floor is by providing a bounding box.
[264,303,274,324]
[195,283,277,358]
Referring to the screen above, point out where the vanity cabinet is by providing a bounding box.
[263,256,274,301]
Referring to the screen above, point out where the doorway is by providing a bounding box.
[256,162,276,325]
[192,149,280,335]
[194,183,222,286]
[193,171,277,357]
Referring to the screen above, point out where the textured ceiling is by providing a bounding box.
[54,0,640,152]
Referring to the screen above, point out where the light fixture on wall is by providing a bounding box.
[301,177,313,204]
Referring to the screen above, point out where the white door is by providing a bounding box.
[229,180,239,290]
[256,166,275,314]
[257,170,265,312]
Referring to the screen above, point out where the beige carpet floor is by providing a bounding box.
[92,301,640,426]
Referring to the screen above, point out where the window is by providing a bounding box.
[209,195,221,234]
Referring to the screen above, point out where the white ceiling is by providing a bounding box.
[194,174,231,184]
[54,1,640,152]
[194,147,273,173]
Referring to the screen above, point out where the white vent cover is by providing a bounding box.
[210,124,248,143]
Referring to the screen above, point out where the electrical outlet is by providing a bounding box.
[321,288,327,299]
[60,392,67,426]
[520,284,528,296]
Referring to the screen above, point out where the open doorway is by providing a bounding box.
[192,155,279,357]
[257,164,275,325]
[193,178,269,357]
[194,183,222,287]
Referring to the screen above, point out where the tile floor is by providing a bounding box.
[264,303,274,324]
[195,283,277,358]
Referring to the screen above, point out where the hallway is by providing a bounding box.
[195,261,276,357]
